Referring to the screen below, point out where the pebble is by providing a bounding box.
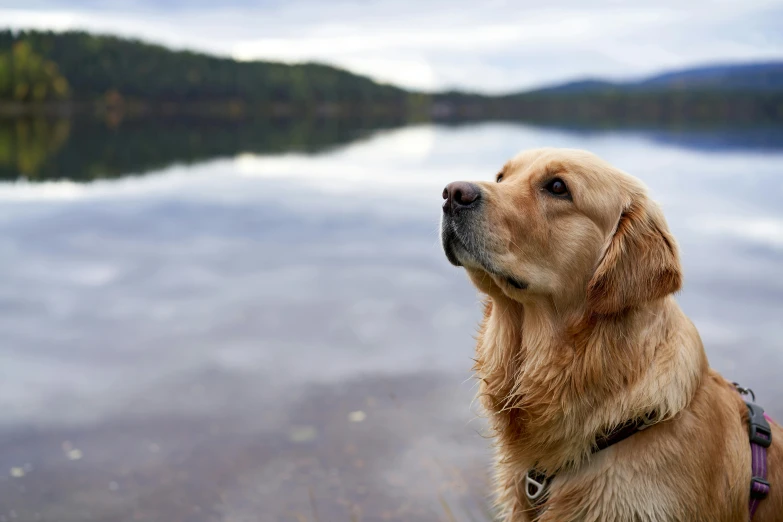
[67,449,83,461]
[289,426,317,443]
[348,411,366,423]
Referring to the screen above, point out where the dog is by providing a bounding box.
[440,148,782,521]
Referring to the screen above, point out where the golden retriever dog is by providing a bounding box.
[440,148,782,521]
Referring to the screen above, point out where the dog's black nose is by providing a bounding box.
[442,182,481,213]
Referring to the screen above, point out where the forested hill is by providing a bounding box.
[0,30,414,109]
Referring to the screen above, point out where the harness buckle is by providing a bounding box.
[750,477,770,500]
[746,402,772,449]
[525,469,549,502]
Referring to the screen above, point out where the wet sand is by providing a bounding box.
[0,373,491,522]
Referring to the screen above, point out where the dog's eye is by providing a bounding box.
[545,178,569,197]
[496,174,503,183]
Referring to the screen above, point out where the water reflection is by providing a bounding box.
[0,117,407,182]
[0,122,781,522]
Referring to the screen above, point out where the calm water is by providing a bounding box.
[0,120,782,522]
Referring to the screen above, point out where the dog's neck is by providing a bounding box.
[475,293,707,474]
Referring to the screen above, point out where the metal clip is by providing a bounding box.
[733,382,756,402]
[525,470,548,502]
[637,411,657,431]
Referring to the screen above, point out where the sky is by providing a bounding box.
[2,0,783,93]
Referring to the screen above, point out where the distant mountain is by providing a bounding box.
[529,62,783,95]
[638,62,783,91]
[527,79,616,95]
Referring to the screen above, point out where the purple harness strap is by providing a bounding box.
[736,384,772,521]
[748,411,772,519]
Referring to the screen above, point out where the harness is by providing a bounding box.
[524,384,772,519]
[734,384,772,520]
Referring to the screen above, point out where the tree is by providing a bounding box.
[0,40,69,102]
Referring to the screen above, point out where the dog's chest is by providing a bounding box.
[537,461,678,522]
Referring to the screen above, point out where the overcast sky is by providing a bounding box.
[2,0,782,93]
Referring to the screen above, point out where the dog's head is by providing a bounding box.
[440,148,681,315]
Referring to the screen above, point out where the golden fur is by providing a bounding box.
[440,148,783,521]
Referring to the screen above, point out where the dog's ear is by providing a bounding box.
[587,198,682,315]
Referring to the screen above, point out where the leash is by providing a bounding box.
[525,385,773,519]
[734,383,772,520]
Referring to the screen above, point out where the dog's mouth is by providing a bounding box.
[440,217,480,269]
[440,217,528,290]
[506,277,528,290]
[441,223,466,267]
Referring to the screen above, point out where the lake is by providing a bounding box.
[0,119,782,522]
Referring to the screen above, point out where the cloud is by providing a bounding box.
[2,0,783,91]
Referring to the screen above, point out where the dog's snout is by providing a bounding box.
[442,182,481,214]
